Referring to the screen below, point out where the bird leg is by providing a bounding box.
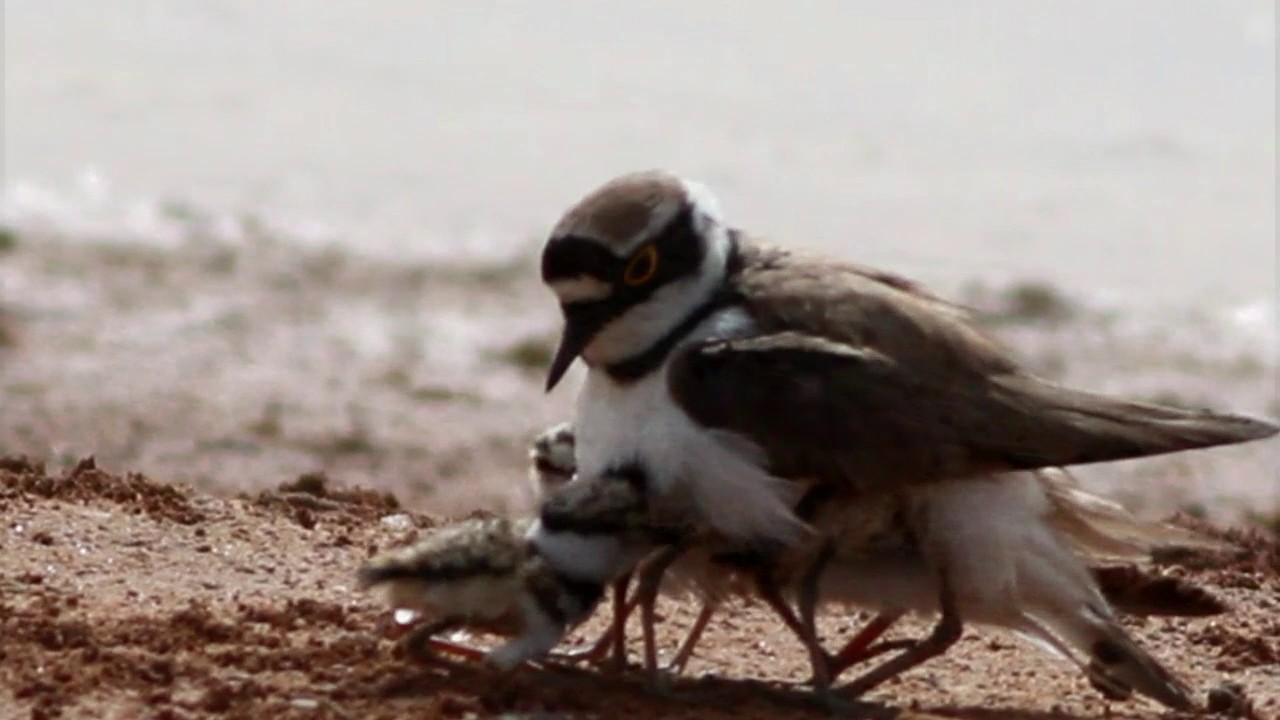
[665,596,721,674]
[401,618,487,670]
[794,539,837,692]
[789,541,911,684]
[634,543,691,688]
[825,612,910,678]
[753,573,810,641]
[754,561,872,716]
[835,572,963,698]
[752,568,829,683]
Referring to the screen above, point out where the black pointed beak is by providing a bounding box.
[545,304,611,392]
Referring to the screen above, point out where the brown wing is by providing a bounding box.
[671,242,1277,491]
[728,241,1013,377]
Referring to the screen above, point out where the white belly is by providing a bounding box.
[571,309,807,547]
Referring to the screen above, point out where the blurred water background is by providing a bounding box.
[1,1,1275,517]
[5,1,1275,304]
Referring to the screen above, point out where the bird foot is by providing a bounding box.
[548,643,627,673]
[813,688,889,719]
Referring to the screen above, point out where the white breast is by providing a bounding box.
[572,307,808,547]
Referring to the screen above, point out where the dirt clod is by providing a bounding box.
[1207,682,1254,718]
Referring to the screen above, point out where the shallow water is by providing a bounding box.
[3,0,1275,310]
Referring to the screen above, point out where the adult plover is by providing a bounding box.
[531,170,1273,699]
[358,515,603,672]
[537,169,1276,550]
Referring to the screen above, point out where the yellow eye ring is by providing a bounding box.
[623,245,659,286]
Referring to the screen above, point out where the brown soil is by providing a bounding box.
[3,456,1278,720]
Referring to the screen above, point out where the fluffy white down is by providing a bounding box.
[819,472,1120,670]
[910,471,1100,620]
[525,519,639,584]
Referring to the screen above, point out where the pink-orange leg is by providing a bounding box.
[665,597,720,674]
[826,611,910,678]
[424,637,489,661]
[401,619,489,669]
[835,574,964,698]
[635,545,688,684]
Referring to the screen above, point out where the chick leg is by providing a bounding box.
[401,618,487,668]
[752,570,814,655]
[795,540,836,692]
[754,566,872,716]
[634,544,689,686]
[790,568,913,686]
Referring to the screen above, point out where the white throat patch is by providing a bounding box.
[580,222,734,368]
[548,276,612,304]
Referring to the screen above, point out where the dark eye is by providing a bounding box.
[622,245,659,286]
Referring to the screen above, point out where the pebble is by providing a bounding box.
[379,513,413,531]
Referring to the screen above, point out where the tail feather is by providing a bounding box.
[995,377,1279,468]
[1025,603,1193,710]
[1080,617,1195,710]
[1038,467,1229,561]
[1001,484,1196,710]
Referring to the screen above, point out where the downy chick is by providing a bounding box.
[359,515,604,671]
[529,422,757,676]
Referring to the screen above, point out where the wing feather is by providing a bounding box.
[669,241,1276,492]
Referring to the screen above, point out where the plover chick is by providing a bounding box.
[529,421,576,496]
[527,421,753,676]
[358,516,603,672]
[527,422,638,669]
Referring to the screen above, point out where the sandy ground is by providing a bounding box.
[1,455,1278,720]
